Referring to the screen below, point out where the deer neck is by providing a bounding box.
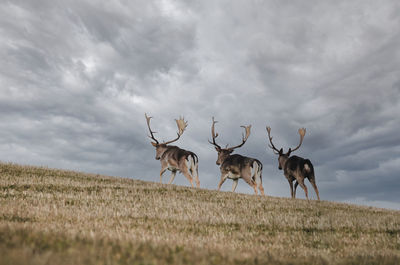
[279,155,289,168]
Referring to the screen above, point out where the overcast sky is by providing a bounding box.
[1,0,399,210]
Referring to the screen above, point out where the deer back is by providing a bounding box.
[161,145,198,166]
[220,154,261,174]
[284,155,314,178]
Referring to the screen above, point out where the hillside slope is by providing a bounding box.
[0,162,399,265]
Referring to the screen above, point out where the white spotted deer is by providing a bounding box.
[266,126,320,200]
[145,114,200,188]
[209,117,264,195]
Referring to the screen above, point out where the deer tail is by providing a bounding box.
[189,153,198,178]
[303,159,314,178]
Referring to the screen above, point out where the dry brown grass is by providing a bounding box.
[1,162,399,264]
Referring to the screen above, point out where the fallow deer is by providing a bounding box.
[266,126,320,200]
[145,114,200,188]
[209,117,264,195]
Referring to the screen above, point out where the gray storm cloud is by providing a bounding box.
[1,0,399,209]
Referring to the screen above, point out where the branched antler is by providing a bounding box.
[145,113,159,144]
[290,128,306,152]
[227,125,251,151]
[266,126,279,154]
[266,126,306,155]
[208,117,221,150]
[164,117,188,145]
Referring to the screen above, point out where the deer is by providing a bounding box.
[266,126,320,200]
[208,117,264,195]
[145,113,200,188]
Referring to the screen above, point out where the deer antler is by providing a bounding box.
[163,116,188,145]
[290,128,306,152]
[145,113,159,144]
[208,117,222,150]
[266,126,280,155]
[227,124,251,151]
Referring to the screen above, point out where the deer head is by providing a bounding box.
[208,117,251,165]
[266,126,306,170]
[145,113,188,159]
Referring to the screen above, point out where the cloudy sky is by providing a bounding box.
[1,0,400,209]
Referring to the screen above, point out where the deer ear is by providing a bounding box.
[215,146,220,151]
[279,148,283,155]
[151,142,158,147]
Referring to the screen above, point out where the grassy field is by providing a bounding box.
[0,162,399,265]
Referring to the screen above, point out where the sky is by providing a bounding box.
[1,0,399,210]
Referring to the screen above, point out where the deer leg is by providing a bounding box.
[192,160,200,188]
[309,178,320,201]
[180,160,194,187]
[195,169,200,188]
[242,169,258,195]
[297,179,309,200]
[159,168,167,184]
[251,178,258,195]
[256,170,264,195]
[253,163,264,195]
[217,173,228,191]
[232,179,239,192]
[168,170,177,184]
[258,183,265,196]
[294,181,299,198]
[245,178,257,195]
[288,179,294,198]
[182,170,194,187]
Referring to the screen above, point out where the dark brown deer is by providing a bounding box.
[209,117,264,195]
[145,114,200,188]
[266,126,320,200]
